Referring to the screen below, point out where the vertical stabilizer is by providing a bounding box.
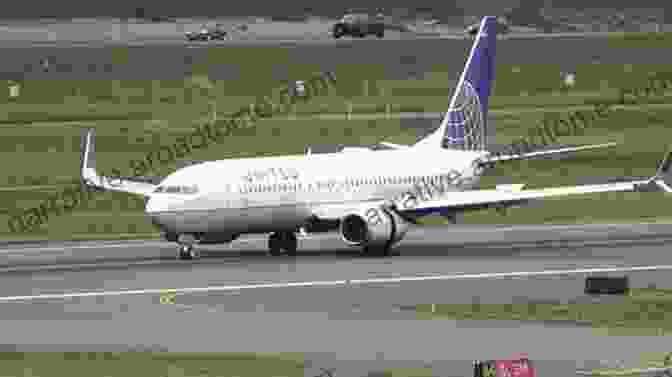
[414,16,498,151]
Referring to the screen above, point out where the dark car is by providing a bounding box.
[465,16,510,36]
[185,24,229,41]
[332,13,385,39]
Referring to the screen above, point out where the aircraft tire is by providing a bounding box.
[178,245,194,260]
[283,232,298,256]
[268,233,283,256]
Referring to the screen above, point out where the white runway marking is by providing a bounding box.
[0,264,670,303]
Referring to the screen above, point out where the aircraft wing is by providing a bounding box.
[395,151,672,217]
[80,128,158,197]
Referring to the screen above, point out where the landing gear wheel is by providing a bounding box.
[376,30,384,38]
[268,232,298,256]
[178,244,197,260]
[283,232,298,256]
[332,25,345,39]
[268,233,283,256]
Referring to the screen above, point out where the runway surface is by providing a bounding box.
[1,223,672,375]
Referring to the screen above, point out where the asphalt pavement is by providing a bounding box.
[0,223,671,376]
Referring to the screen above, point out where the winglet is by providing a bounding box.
[655,151,672,178]
[80,128,102,192]
[651,150,672,193]
[79,127,158,197]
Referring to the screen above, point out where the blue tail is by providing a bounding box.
[414,16,498,151]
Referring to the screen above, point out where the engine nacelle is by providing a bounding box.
[339,206,409,248]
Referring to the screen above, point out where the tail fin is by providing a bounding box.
[414,16,498,151]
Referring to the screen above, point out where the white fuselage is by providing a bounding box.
[145,148,487,236]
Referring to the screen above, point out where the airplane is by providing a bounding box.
[79,16,672,260]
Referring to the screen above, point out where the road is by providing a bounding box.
[0,27,670,81]
[0,223,672,376]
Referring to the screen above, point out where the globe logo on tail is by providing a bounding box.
[443,80,486,151]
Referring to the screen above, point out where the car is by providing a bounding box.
[185,24,229,41]
[466,16,510,36]
[332,13,385,39]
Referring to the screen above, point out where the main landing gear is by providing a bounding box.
[268,231,298,256]
[171,231,299,260]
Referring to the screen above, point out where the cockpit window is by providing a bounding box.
[153,185,199,194]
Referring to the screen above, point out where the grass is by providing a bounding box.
[606,31,672,48]
[2,62,671,121]
[414,288,672,335]
[2,43,672,239]
[0,352,448,377]
[0,352,308,377]
[579,351,672,376]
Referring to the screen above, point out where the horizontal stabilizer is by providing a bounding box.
[379,142,410,150]
[495,184,525,191]
[482,142,618,164]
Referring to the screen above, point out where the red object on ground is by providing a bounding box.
[495,358,535,377]
[475,357,536,377]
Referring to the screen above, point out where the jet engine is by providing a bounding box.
[339,206,409,249]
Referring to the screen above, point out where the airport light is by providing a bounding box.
[8,80,20,100]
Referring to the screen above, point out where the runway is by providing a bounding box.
[1,223,672,375]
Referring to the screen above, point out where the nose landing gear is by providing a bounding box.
[177,244,200,260]
[176,234,200,260]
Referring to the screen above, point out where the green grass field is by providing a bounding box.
[0,352,442,377]
[414,287,672,336]
[582,351,672,376]
[0,352,308,377]
[2,36,672,240]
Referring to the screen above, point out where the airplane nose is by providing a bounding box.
[145,197,159,214]
[145,197,164,227]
